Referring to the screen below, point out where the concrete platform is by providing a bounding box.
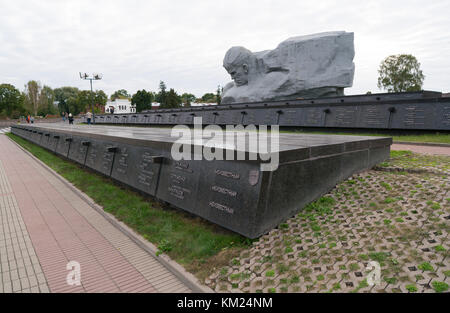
[11,124,392,238]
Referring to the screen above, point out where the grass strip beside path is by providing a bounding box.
[7,133,251,281]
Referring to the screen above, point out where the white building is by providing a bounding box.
[105,99,136,114]
[147,102,217,109]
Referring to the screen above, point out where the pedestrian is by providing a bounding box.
[62,112,66,122]
[110,107,114,115]
[30,116,34,124]
[86,111,93,125]
[27,115,30,123]
[68,113,74,125]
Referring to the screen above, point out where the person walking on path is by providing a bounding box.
[30,116,34,124]
[68,113,74,125]
[86,111,93,125]
[27,115,30,123]
[62,112,66,122]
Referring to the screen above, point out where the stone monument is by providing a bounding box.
[221,31,355,104]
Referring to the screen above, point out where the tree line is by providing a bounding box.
[0,54,425,119]
[0,81,108,119]
[0,80,222,118]
[130,81,222,112]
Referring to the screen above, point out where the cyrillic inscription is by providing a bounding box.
[209,201,234,214]
[211,185,237,197]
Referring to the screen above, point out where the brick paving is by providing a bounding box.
[0,134,191,293]
[0,160,49,293]
[391,143,450,156]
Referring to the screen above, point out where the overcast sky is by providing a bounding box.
[1,0,449,98]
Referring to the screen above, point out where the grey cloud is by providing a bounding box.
[0,0,449,98]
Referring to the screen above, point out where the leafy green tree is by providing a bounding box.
[93,90,107,113]
[377,54,425,92]
[181,93,196,107]
[131,89,154,112]
[54,87,79,114]
[66,96,79,116]
[216,85,222,104]
[66,90,107,115]
[110,89,130,101]
[201,92,216,102]
[155,81,167,107]
[163,88,182,108]
[0,84,25,118]
[37,85,56,116]
[24,80,42,115]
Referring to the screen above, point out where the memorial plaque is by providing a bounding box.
[146,114,155,124]
[67,136,89,165]
[129,115,138,124]
[214,110,231,124]
[136,115,146,124]
[403,105,425,128]
[243,109,277,125]
[331,107,358,127]
[156,158,202,212]
[178,112,193,124]
[110,144,163,195]
[359,105,388,128]
[48,133,59,152]
[278,108,302,126]
[84,138,117,176]
[199,111,215,124]
[30,130,39,144]
[40,132,51,150]
[439,105,450,129]
[55,133,72,157]
[33,130,40,144]
[302,107,324,127]
[195,160,262,233]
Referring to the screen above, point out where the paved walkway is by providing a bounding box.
[0,134,191,293]
[391,143,450,156]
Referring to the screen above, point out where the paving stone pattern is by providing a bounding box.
[206,152,450,293]
[0,134,191,293]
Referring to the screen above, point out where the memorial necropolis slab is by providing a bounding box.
[90,91,450,131]
[11,124,392,238]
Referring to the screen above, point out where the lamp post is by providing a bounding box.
[79,72,102,124]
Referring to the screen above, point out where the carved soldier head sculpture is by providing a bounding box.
[221,31,355,104]
[223,46,255,86]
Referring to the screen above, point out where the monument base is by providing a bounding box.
[11,124,391,238]
[90,91,450,132]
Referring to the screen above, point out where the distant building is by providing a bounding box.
[142,102,217,112]
[192,102,217,107]
[105,99,136,114]
[148,102,217,109]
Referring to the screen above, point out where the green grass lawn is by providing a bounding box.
[7,133,251,281]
